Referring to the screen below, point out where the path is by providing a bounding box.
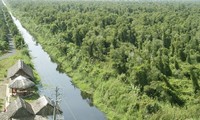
[0,34,16,61]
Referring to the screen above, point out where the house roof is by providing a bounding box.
[9,75,35,90]
[3,96,62,119]
[0,113,48,120]
[0,113,9,120]
[7,60,34,79]
[6,97,35,119]
[31,95,62,116]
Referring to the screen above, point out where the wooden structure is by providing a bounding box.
[0,97,48,120]
[6,97,34,119]
[7,60,34,80]
[31,95,62,116]
[9,75,35,96]
[1,95,62,119]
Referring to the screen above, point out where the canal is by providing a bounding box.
[9,7,106,120]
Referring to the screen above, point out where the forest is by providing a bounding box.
[5,0,200,119]
[0,1,24,55]
[0,2,9,54]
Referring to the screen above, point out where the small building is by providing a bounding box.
[1,97,52,120]
[1,96,62,119]
[6,97,35,119]
[7,60,34,80]
[9,75,35,96]
[31,95,62,116]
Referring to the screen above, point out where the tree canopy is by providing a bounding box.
[5,0,200,119]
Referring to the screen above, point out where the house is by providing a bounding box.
[6,97,34,119]
[7,60,34,80]
[9,75,35,96]
[1,97,49,120]
[1,96,62,119]
[31,95,62,116]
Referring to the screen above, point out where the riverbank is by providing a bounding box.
[0,1,40,111]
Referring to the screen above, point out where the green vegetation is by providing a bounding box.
[0,0,40,110]
[0,0,28,81]
[0,1,24,55]
[2,5,24,50]
[6,0,200,119]
[0,2,9,55]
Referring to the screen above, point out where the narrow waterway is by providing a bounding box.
[9,10,106,120]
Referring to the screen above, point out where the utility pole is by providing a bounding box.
[53,87,59,120]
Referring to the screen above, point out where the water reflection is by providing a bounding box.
[81,91,94,107]
[35,41,39,46]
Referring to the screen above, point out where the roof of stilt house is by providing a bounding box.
[0,113,9,120]
[6,97,34,119]
[7,60,34,80]
[31,95,62,116]
[9,75,35,90]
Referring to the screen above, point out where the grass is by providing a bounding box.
[23,92,40,102]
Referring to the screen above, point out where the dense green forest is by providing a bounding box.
[0,1,24,55]
[5,0,200,119]
[0,2,9,54]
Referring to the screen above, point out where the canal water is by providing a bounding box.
[9,10,106,120]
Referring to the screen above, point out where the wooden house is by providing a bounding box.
[0,97,48,120]
[31,95,62,116]
[7,60,34,80]
[6,97,34,119]
[9,75,35,96]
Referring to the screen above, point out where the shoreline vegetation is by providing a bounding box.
[5,0,200,119]
[0,1,40,111]
[0,3,9,55]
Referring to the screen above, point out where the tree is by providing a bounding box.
[190,66,200,93]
